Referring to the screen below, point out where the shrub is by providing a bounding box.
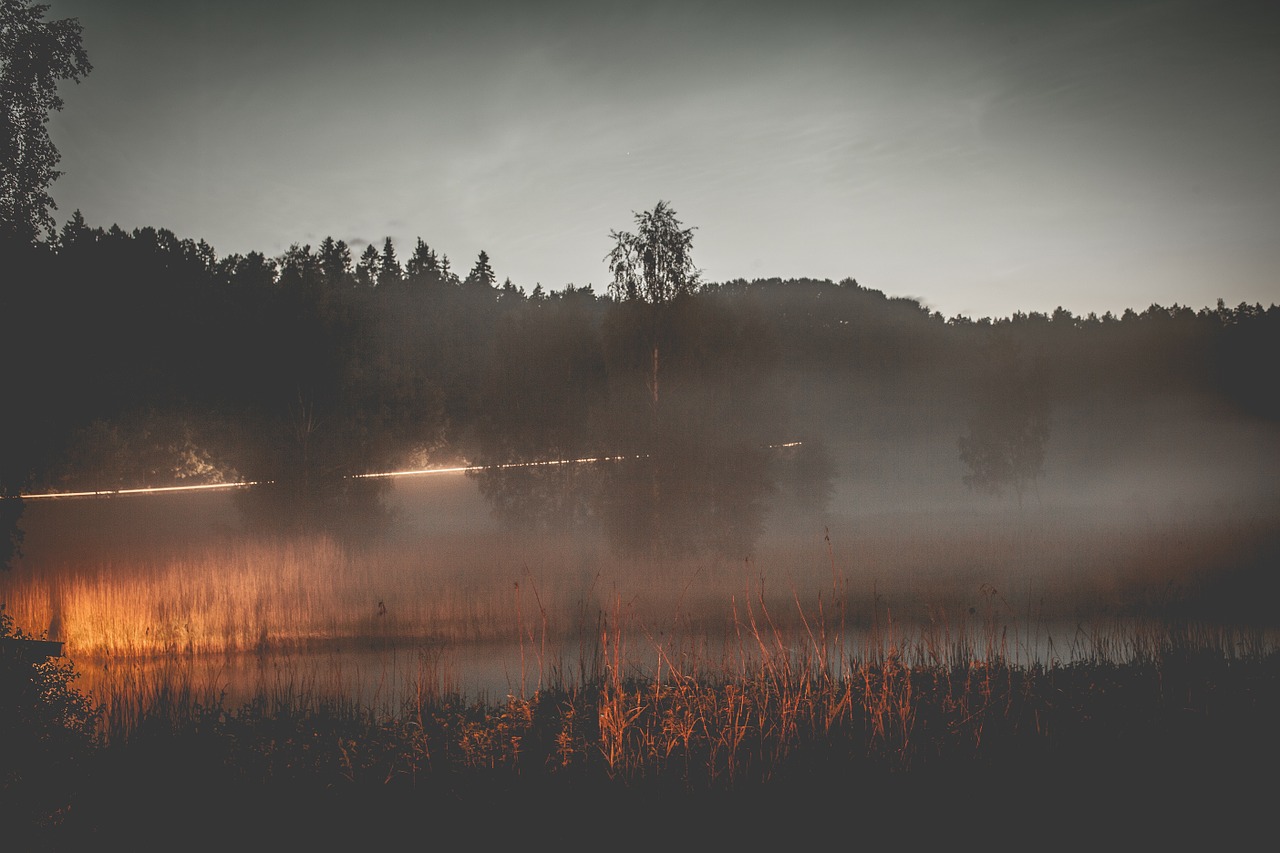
[0,604,100,839]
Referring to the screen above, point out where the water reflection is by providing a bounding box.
[7,469,1279,719]
[469,433,779,559]
[68,617,1280,719]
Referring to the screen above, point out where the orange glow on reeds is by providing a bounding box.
[0,534,565,660]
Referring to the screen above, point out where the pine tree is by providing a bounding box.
[319,236,352,288]
[355,243,380,289]
[438,254,456,286]
[278,243,322,290]
[57,208,90,251]
[405,238,439,285]
[464,249,496,291]
[378,237,402,287]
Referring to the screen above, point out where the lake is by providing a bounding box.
[4,468,1278,717]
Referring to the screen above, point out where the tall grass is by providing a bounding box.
[2,532,593,659]
[55,578,1278,788]
[5,488,1278,791]
[7,487,1275,665]
[7,559,1280,851]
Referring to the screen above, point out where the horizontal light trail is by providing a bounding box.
[18,480,265,500]
[350,454,639,480]
[14,442,801,501]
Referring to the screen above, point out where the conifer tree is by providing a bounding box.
[405,237,439,284]
[319,236,352,288]
[355,243,380,289]
[378,236,402,287]
[464,249,496,290]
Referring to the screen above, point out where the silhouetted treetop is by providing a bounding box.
[0,0,91,245]
[5,199,1277,553]
[377,237,401,288]
[606,200,699,304]
[355,243,379,289]
[464,249,497,292]
[318,236,353,289]
[405,238,441,286]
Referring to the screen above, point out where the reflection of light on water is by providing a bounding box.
[72,641,594,716]
[68,618,1280,720]
[12,450,1276,725]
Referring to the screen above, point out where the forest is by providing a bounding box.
[2,211,1277,565]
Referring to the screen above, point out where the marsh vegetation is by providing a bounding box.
[4,458,1279,848]
[4,233,1277,846]
[3,5,1278,848]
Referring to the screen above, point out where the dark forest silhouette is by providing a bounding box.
[1,210,1276,559]
[1,2,1277,562]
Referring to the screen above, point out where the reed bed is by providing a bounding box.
[6,583,1280,849]
[6,493,1279,846]
[7,502,1273,663]
[19,579,1280,770]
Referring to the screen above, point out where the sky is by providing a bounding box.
[39,0,1280,321]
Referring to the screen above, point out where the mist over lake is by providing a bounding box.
[4,2,1280,846]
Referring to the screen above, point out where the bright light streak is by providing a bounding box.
[15,444,800,501]
[352,454,642,480]
[18,480,263,500]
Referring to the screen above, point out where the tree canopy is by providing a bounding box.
[0,0,91,245]
[605,200,699,305]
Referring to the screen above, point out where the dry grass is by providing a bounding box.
[7,568,1279,850]
[5,482,1278,828]
[8,502,1272,658]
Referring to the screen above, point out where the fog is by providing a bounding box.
[4,236,1278,703]
[14,377,1277,637]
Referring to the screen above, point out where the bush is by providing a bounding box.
[0,604,100,841]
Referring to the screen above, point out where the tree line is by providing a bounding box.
[2,1,1275,563]
[1,204,1275,559]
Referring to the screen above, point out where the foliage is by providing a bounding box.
[605,200,699,305]
[377,236,401,287]
[0,0,91,244]
[2,204,1277,554]
[0,0,89,564]
[0,494,20,569]
[467,292,607,531]
[47,407,235,490]
[16,612,1280,847]
[463,249,496,292]
[0,604,100,837]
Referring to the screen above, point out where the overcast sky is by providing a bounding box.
[41,0,1280,320]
